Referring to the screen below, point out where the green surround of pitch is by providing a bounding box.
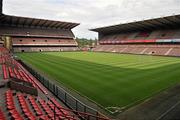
[17,52,180,109]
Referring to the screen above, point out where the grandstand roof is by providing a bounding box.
[0,14,79,30]
[91,14,180,34]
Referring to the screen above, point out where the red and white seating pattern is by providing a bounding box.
[2,58,48,95]
[99,30,180,44]
[0,108,6,120]
[4,90,76,120]
[93,45,180,56]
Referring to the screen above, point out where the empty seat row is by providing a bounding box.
[38,99,54,119]
[19,93,74,120]
[8,67,15,78]
[5,90,24,120]
[3,75,74,120]
[17,94,36,120]
[47,101,75,120]
[2,64,8,79]
[28,75,48,95]
[9,109,23,120]
[6,90,15,110]
[28,96,43,116]
[4,90,58,120]
[13,68,22,80]
[4,90,50,120]
[93,45,180,56]
[0,55,12,64]
[0,108,6,120]
[0,57,5,64]
[15,60,48,95]
[50,98,69,115]
[2,59,48,95]
[28,96,49,120]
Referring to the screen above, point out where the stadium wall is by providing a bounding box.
[13,46,79,52]
[0,26,78,52]
[98,29,180,45]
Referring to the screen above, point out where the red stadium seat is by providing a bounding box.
[13,68,21,80]
[0,108,6,120]
[8,67,15,78]
[5,90,15,110]
[17,94,36,119]
[38,99,54,119]
[28,96,43,116]
[2,64,9,79]
[9,109,23,120]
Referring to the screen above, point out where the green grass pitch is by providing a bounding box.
[17,52,180,110]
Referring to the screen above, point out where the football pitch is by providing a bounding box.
[17,52,180,111]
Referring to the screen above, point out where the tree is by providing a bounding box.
[75,37,97,48]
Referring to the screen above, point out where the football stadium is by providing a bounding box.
[0,0,180,120]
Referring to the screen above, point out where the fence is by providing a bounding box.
[18,60,109,120]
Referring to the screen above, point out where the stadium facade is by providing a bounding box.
[0,0,79,52]
[91,15,180,57]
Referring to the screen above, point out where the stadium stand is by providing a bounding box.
[0,2,109,118]
[0,0,79,52]
[93,44,180,56]
[0,47,109,120]
[91,15,180,57]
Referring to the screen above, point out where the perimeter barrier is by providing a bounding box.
[18,60,108,120]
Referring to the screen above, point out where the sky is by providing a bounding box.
[2,0,180,39]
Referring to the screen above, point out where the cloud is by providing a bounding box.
[3,0,180,39]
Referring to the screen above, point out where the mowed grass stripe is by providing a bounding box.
[19,53,168,85]
[45,52,179,70]
[44,51,178,68]
[18,54,114,90]
[19,54,124,89]
[46,52,179,68]
[17,52,180,108]
[21,52,177,82]
[23,53,177,75]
